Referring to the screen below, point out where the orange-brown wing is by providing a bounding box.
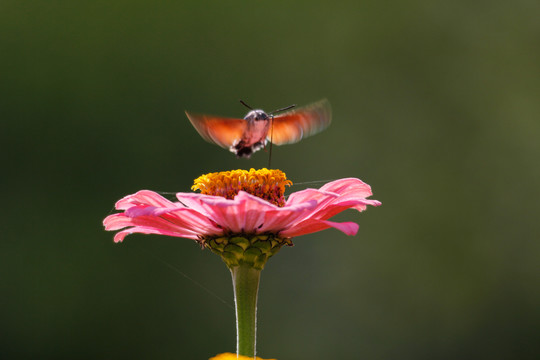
[269,99,332,145]
[185,111,246,149]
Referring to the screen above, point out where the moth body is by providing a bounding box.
[232,110,271,157]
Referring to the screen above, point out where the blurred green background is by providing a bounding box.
[1,1,539,359]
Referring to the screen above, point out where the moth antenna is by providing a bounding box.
[239,99,253,110]
[270,104,296,115]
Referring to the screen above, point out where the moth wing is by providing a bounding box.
[185,111,246,149]
[269,99,332,145]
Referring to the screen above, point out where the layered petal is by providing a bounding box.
[103,190,223,242]
[282,178,381,234]
[104,176,380,243]
[319,178,380,212]
[186,191,278,233]
[179,191,317,235]
[281,219,359,238]
[319,177,373,198]
[112,226,200,243]
[115,190,178,210]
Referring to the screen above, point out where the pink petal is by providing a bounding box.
[113,226,200,243]
[115,190,178,210]
[285,179,380,221]
[323,220,360,236]
[308,199,382,221]
[285,188,338,207]
[103,213,134,231]
[104,205,221,239]
[175,192,219,216]
[177,191,320,235]
[319,178,374,198]
[163,207,223,235]
[281,219,359,238]
[125,205,213,229]
[257,200,319,234]
[194,191,279,233]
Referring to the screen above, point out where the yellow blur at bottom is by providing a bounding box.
[209,352,277,360]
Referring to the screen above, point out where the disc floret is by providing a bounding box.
[192,168,292,207]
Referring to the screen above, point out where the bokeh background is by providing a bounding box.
[2,1,539,359]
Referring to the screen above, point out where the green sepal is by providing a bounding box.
[204,234,292,270]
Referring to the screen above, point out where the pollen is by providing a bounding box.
[192,168,292,207]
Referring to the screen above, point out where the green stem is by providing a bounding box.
[230,263,261,358]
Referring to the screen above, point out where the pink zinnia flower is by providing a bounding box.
[103,168,381,250]
[103,168,380,358]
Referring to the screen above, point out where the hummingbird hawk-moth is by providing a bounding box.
[185,99,331,158]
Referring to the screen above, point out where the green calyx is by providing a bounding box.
[204,234,293,270]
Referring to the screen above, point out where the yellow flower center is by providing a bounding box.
[192,168,292,207]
